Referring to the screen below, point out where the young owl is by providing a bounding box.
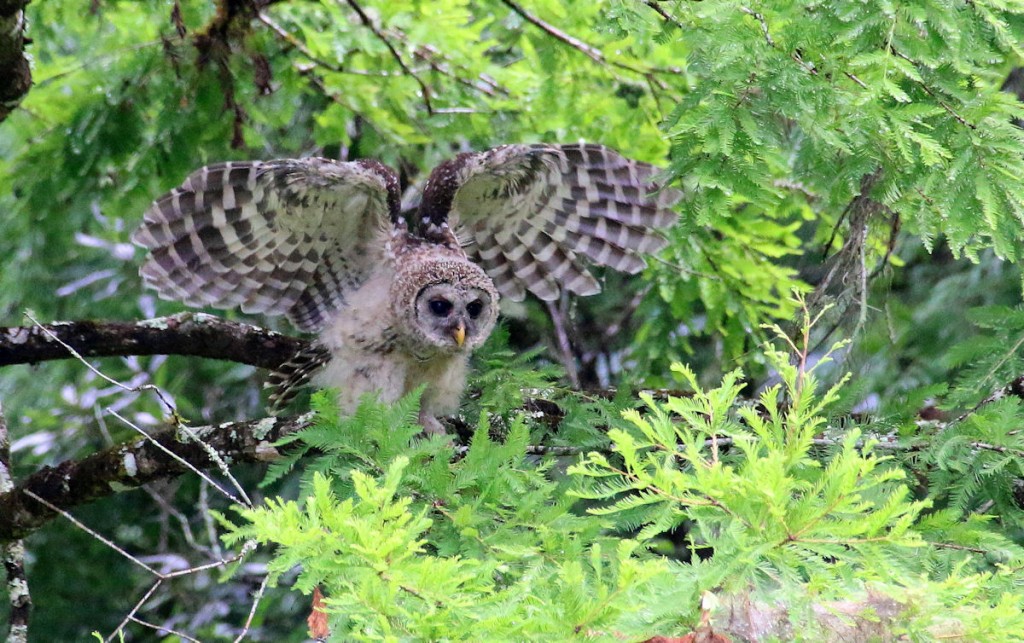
[132,143,681,434]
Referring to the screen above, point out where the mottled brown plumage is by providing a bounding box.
[133,143,681,433]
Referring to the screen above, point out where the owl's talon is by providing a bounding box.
[418,409,448,437]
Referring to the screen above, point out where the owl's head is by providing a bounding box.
[391,254,499,355]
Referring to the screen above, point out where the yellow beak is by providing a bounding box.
[453,322,466,348]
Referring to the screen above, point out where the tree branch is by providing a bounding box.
[501,0,604,64]
[0,0,32,123]
[0,412,312,542]
[643,1,684,30]
[500,0,681,79]
[341,0,434,114]
[1,399,30,640]
[0,312,308,370]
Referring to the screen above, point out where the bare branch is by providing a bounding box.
[969,441,1024,459]
[0,413,312,541]
[1,400,30,641]
[950,377,1024,428]
[0,312,307,370]
[261,10,507,106]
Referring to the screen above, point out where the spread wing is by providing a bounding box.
[447,143,681,301]
[132,158,400,332]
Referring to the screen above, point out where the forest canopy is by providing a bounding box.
[2,0,1024,640]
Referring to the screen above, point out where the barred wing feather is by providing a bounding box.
[132,158,399,332]
[451,143,681,301]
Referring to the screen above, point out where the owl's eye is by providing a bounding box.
[466,300,484,319]
[429,299,453,316]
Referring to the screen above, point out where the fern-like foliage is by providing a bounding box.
[222,406,691,640]
[572,342,932,588]
[219,316,1024,639]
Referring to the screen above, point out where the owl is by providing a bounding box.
[132,143,681,435]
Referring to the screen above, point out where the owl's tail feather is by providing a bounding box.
[265,343,332,413]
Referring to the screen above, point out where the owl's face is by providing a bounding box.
[410,281,497,353]
[390,251,500,356]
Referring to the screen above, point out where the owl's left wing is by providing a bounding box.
[446,143,681,301]
[132,158,400,332]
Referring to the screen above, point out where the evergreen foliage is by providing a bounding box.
[223,314,1024,640]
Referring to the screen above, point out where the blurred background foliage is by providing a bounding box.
[3,0,1024,638]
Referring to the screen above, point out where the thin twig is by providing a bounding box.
[527,444,598,456]
[257,12,343,72]
[200,479,225,560]
[23,311,176,415]
[458,431,909,460]
[791,50,818,75]
[946,376,1024,432]
[265,10,508,100]
[20,456,256,596]
[140,483,205,555]
[500,0,682,77]
[888,46,974,129]
[931,541,987,554]
[844,71,868,89]
[297,62,429,78]
[411,42,508,96]
[740,7,774,47]
[868,213,901,281]
[644,1,685,29]
[341,0,434,114]
[33,39,167,89]
[102,546,254,641]
[502,0,604,63]
[970,441,1024,459]
[23,490,162,576]
[545,297,581,389]
[162,542,256,579]
[178,419,254,506]
[107,580,163,642]
[127,616,202,643]
[108,409,246,506]
[233,573,271,643]
[432,107,489,114]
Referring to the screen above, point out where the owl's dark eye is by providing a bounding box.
[466,300,484,319]
[429,299,453,316]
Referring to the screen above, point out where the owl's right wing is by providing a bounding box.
[132,158,400,332]
[447,144,681,302]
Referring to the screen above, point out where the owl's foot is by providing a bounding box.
[418,408,448,437]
